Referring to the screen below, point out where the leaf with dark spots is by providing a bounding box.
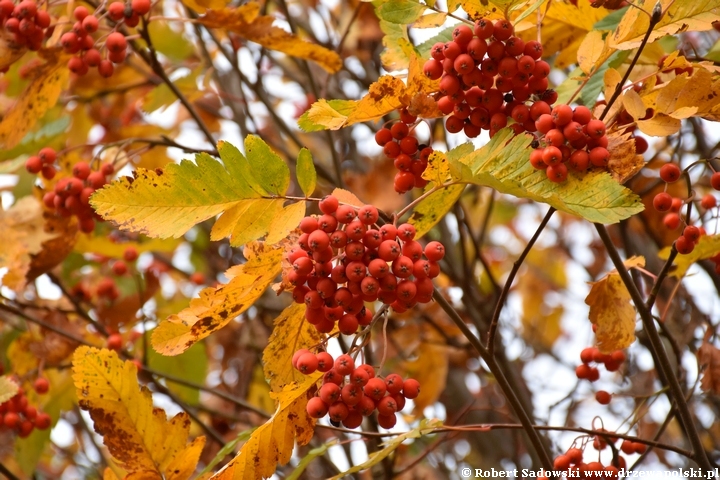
[152,242,283,356]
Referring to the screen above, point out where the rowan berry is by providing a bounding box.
[106,32,127,53]
[306,397,329,418]
[711,172,720,190]
[34,377,49,394]
[107,333,123,350]
[660,163,681,183]
[595,390,612,405]
[675,235,695,254]
[131,0,151,15]
[377,413,397,429]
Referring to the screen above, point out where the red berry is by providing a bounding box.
[35,412,51,430]
[402,378,420,399]
[586,119,606,139]
[554,454,571,471]
[334,354,355,376]
[675,235,695,255]
[132,0,151,15]
[34,377,49,394]
[711,172,720,190]
[82,15,99,33]
[106,32,127,53]
[377,413,397,429]
[112,261,127,276]
[595,390,612,405]
[589,147,610,167]
[107,333,123,351]
[663,213,681,230]
[660,163,681,183]
[296,352,318,374]
[107,2,125,21]
[683,225,700,242]
[567,448,583,465]
[424,241,445,262]
[493,19,513,40]
[25,155,42,173]
[123,247,138,262]
[306,397,328,418]
[701,194,717,209]
[452,24,473,45]
[653,192,672,212]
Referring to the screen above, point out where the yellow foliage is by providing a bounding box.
[606,129,644,184]
[0,376,19,404]
[200,4,342,73]
[262,303,324,393]
[0,50,69,149]
[658,234,720,278]
[211,376,320,480]
[152,242,283,355]
[611,0,720,50]
[400,327,449,414]
[585,257,645,353]
[72,347,206,479]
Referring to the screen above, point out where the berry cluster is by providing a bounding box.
[27,151,115,233]
[423,19,554,139]
[575,347,626,395]
[553,442,639,478]
[0,0,52,52]
[294,351,419,430]
[651,165,719,255]
[1,386,51,437]
[374,108,434,194]
[288,195,445,334]
[530,104,609,183]
[61,6,131,78]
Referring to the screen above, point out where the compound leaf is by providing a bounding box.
[455,129,644,224]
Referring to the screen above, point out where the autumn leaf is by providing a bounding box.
[698,329,720,395]
[451,129,644,224]
[211,376,320,480]
[421,150,451,186]
[585,256,644,353]
[408,183,465,238]
[0,50,69,149]
[180,0,228,13]
[265,202,306,244]
[0,197,61,290]
[611,0,720,50]
[152,242,283,356]
[400,328,449,414]
[73,346,206,479]
[376,0,427,24]
[73,235,179,258]
[262,303,324,393]
[0,31,26,72]
[345,76,406,125]
[658,234,720,278]
[518,1,610,69]
[295,148,316,197]
[606,129,644,183]
[330,419,443,479]
[0,375,19,404]
[297,99,356,132]
[200,4,342,73]
[91,136,297,245]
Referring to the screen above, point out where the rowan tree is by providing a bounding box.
[0,0,719,478]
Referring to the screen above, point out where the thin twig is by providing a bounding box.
[487,207,555,356]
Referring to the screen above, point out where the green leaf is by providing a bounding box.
[379,20,412,71]
[287,440,337,480]
[91,137,286,241]
[296,148,317,197]
[146,338,207,404]
[456,129,644,224]
[593,6,628,30]
[580,50,629,107]
[407,183,465,238]
[244,135,290,195]
[416,26,454,59]
[146,21,195,61]
[330,419,442,479]
[376,0,426,24]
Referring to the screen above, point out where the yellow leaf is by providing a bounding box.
[658,234,720,278]
[0,31,26,71]
[637,113,681,136]
[622,89,647,120]
[413,12,447,28]
[0,51,69,149]
[103,468,121,480]
[299,98,353,131]
[265,201,306,245]
[0,376,19,404]
[210,198,285,247]
[73,347,206,478]
[0,197,60,290]
[211,376,320,480]
[263,303,324,393]
[612,0,720,50]
[585,257,645,353]
[180,0,228,13]
[331,187,364,208]
[246,365,274,414]
[200,4,341,73]
[519,1,610,69]
[421,150,450,186]
[152,242,282,355]
[346,76,406,125]
[74,235,179,258]
[577,30,607,75]
[601,67,624,120]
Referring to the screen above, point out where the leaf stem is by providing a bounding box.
[594,223,712,470]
